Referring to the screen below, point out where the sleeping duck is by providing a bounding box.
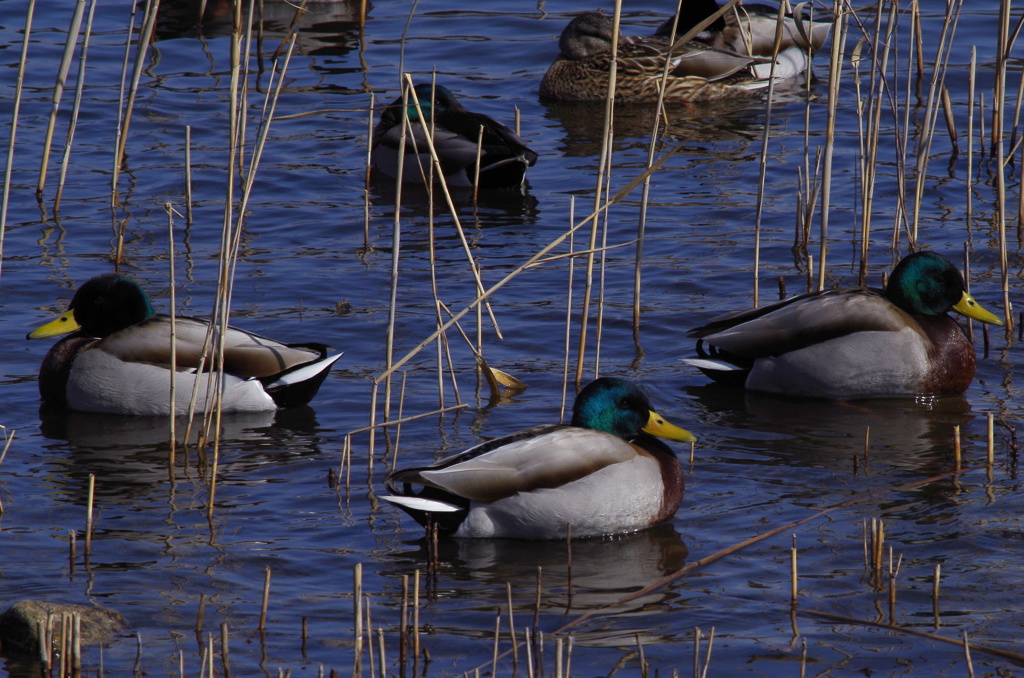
[685,252,1003,399]
[27,273,342,415]
[371,83,539,190]
[381,377,696,539]
[540,11,777,102]
[654,0,832,80]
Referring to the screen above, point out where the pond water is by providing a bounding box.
[0,0,1022,676]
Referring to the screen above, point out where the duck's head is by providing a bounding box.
[559,12,616,59]
[27,273,156,340]
[571,377,696,443]
[380,83,464,127]
[886,252,1003,325]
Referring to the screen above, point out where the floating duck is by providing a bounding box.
[654,0,831,79]
[371,83,538,190]
[381,377,696,539]
[685,252,1003,399]
[540,10,790,103]
[27,273,342,415]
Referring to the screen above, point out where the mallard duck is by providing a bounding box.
[27,274,342,415]
[685,252,1003,399]
[655,0,831,79]
[381,377,696,539]
[371,83,539,190]
[540,10,787,103]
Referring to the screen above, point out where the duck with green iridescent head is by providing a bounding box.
[371,83,538,190]
[27,274,342,415]
[685,252,1003,399]
[381,377,696,539]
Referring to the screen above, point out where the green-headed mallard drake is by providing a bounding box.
[27,274,342,415]
[655,0,831,78]
[540,11,785,103]
[371,83,539,190]
[685,252,1003,399]
[381,377,696,539]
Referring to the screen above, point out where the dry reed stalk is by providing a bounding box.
[963,630,975,677]
[790,535,798,609]
[699,627,715,678]
[941,87,958,155]
[166,204,179,473]
[887,548,902,624]
[852,0,896,282]
[54,0,97,213]
[908,0,964,247]
[628,0,727,338]
[84,473,95,558]
[365,595,376,678]
[523,628,534,678]
[858,425,869,473]
[561,202,577,421]
[0,0,35,279]
[816,0,849,292]
[221,622,231,678]
[413,570,421,677]
[591,180,610,377]
[491,609,501,678]
[800,609,1024,664]
[382,83,408,427]
[363,93,375,249]
[506,582,518,666]
[376,627,386,678]
[37,0,86,199]
[987,413,995,470]
[574,0,622,387]
[635,633,647,678]
[205,632,214,678]
[400,77,503,337]
[354,563,364,676]
[112,0,159,202]
[427,214,447,409]
[750,1,791,307]
[195,593,206,633]
[953,424,962,470]
[932,563,941,629]
[473,125,484,203]
[259,566,271,631]
[185,126,194,225]
[994,0,1014,335]
[692,627,702,677]
[198,30,292,513]
[966,49,976,231]
[377,139,685,388]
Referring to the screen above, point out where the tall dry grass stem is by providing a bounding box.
[37,0,86,199]
[54,0,97,213]
[817,0,849,291]
[0,0,35,279]
[750,1,791,306]
[166,204,178,465]
[112,0,159,202]
[908,0,963,246]
[574,0,622,387]
[84,473,95,559]
[185,126,194,224]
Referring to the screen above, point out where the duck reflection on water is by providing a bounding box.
[387,523,688,623]
[37,405,328,505]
